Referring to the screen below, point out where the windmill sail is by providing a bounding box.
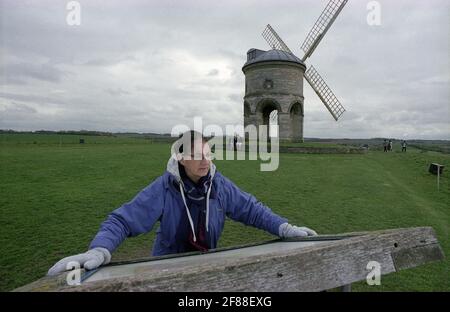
[304,66,345,121]
[301,0,348,61]
[262,24,293,53]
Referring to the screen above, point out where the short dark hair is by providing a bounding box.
[178,130,208,154]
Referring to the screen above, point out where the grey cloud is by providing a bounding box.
[207,69,219,76]
[228,93,243,103]
[105,88,130,96]
[0,92,65,106]
[0,0,448,139]
[1,62,68,84]
[82,55,137,67]
[0,102,37,115]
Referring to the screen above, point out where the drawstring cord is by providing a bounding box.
[205,181,212,232]
[179,182,197,242]
[178,177,213,242]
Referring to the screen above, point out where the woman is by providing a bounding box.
[48,131,317,276]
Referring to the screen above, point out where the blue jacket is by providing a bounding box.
[89,154,288,256]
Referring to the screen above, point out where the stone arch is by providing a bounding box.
[256,99,281,139]
[256,98,282,115]
[289,102,303,140]
[288,101,303,117]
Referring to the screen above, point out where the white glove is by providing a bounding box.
[47,247,111,276]
[279,222,318,238]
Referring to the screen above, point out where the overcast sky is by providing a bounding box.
[0,0,449,139]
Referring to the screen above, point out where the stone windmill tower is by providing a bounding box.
[242,0,348,142]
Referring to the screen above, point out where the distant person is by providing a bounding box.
[383,139,388,152]
[234,134,243,151]
[402,140,407,152]
[48,130,317,276]
[388,140,393,152]
[233,134,238,151]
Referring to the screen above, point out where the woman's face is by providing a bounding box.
[180,140,211,182]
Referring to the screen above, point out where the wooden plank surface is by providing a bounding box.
[85,240,330,283]
[14,227,444,292]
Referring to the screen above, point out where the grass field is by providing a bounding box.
[0,133,448,291]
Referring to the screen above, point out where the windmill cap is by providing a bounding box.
[243,48,305,71]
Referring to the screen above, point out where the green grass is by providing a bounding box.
[0,133,149,145]
[0,133,448,291]
[279,141,346,148]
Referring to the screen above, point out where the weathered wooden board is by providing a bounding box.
[14,227,444,292]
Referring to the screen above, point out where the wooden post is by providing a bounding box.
[437,165,440,191]
[15,227,444,292]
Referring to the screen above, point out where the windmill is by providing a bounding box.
[262,0,347,122]
[242,0,348,142]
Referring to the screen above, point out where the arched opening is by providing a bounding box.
[289,102,303,140]
[257,100,281,140]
